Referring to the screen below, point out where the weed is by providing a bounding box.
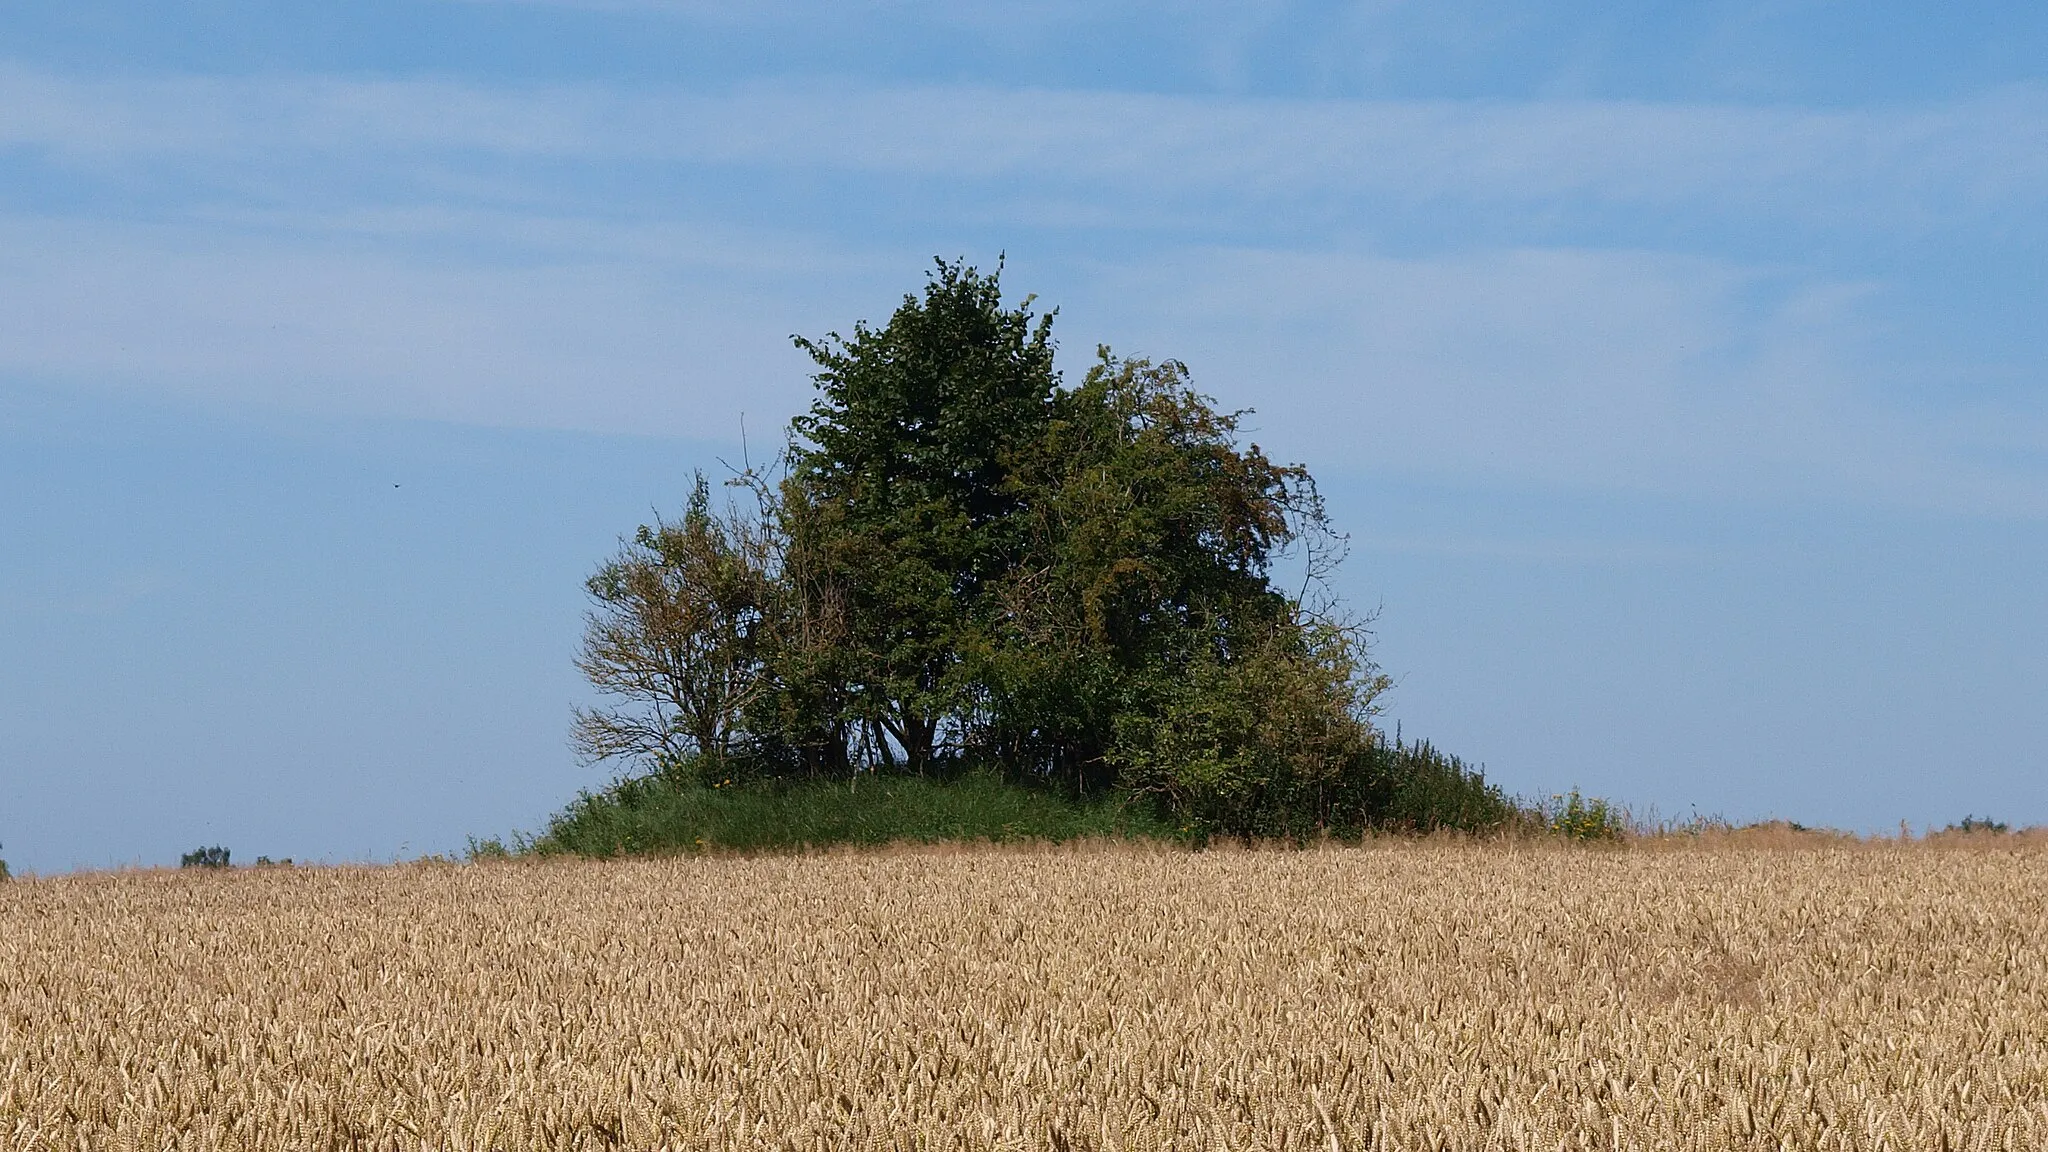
[1539,789,1626,841]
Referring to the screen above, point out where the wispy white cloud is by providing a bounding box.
[0,68,622,159]
[440,0,1352,97]
[2,65,2042,515]
[438,0,1300,27]
[5,66,2045,229]
[5,210,2039,516]
[1065,246,2048,515]
[1353,533,1698,565]
[0,215,837,434]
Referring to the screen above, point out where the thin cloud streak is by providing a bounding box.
[0,216,820,434]
[3,65,2042,515]
[3,209,2040,518]
[1353,534,1697,565]
[5,67,2046,229]
[1070,246,2048,517]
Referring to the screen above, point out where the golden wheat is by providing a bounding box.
[4,839,2046,1150]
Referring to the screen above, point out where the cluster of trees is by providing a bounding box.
[574,261,1500,839]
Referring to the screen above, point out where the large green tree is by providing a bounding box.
[787,259,1058,772]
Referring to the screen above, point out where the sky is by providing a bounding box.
[3,1,2045,872]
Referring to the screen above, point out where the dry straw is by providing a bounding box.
[4,840,2046,1149]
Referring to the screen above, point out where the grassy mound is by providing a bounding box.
[511,770,1173,858]
[478,741,1573,860]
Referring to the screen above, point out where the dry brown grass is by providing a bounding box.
[5,840,2048,1150]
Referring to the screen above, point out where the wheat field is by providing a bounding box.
[4,840,2047,1150]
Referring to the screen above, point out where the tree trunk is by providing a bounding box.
[869,716,898,772]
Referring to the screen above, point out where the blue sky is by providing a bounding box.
[3,1,2045,871]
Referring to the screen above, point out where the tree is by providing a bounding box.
[1109,614,1390,839]
[976,351,1385,811]
[787,258,1059,772]
[572,473,774,780]
[180,846,230,869]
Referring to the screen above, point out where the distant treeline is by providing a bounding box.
[570,260,1516,843]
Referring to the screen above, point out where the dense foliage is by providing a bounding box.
[574,261,1510,841]
[523,770,1172,858]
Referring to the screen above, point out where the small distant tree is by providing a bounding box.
[573,473,776,781]
[181,846,230,869]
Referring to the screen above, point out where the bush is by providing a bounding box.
[530,769,1171,858]
[1538,789,1627,841]
[465,836,515,861]
[180,845,231,869]
[1375,740,1519,834]
[1947,815,2010,835]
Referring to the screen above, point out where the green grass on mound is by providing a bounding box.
[473,741,1576,860]
[509,770,1174,858]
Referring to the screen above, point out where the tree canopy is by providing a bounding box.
[573,259,1502,840]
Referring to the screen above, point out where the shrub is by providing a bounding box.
[1539,789,1626,841]
[180,846,231,869]
[465,836,520,861]
[1948,816,2010,835]
[529,769,1170,858]
[1374,739,1518,834]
